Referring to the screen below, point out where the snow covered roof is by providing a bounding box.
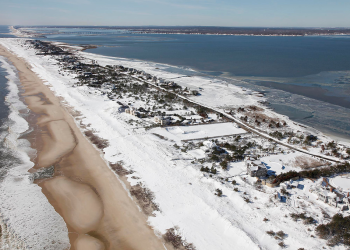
[250,165,259,171]
[252,160,262,166]
[203,140,217,149]
[328,192,337,199]
[247,160,266,171]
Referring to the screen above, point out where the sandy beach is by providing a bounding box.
[0,45,165,249]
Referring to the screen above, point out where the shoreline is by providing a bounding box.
[88,52,350,143]
[11,25,350,37]
[77,49,350,149]
[0,44,166,249]
[11,26,350,143]
[0,54,71,250]
[80,49,350,145]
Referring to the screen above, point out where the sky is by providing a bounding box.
[0,0,350,27]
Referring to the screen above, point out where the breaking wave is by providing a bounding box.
[0,56,70,250]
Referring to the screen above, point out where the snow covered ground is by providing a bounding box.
[329,175,350,193]
[0,38,347,250]
[151,123,246,142]
[260,153,305,175]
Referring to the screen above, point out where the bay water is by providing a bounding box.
[11,26,350,140]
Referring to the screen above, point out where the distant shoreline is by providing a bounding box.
[12,25,350,37]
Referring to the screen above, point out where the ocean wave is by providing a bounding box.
[0,56,70,250]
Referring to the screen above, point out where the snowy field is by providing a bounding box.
[260,153,304,175]
[151,123,246,142]
[330,175,350,193]
[0,38,347,250]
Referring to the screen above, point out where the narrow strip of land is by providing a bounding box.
[132,75,342,164]
[0,45,166,250]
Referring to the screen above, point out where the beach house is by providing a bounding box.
[246,160,268,178]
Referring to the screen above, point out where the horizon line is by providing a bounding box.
[5,25,350,29]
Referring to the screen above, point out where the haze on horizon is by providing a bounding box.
[1,0,350,28]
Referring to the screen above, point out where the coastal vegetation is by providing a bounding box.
[163,226,196,250]
[272,162,350,184]
[316,214,350,247]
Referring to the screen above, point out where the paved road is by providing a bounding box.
[130,74,343,164]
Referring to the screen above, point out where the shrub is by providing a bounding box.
[276,231,286,239]
[109,162,131,176]
[316,214,350,247]
[200,166,210,173]
[84,130,109,149]
[278,242,286,248]
[280,187,289,196]
[210,154,220,162]
[220,160,228,170]
[346,148,350,155]
[273,162,350,184]
[304,217,316,225]
[243,197,250,203]
[130,183,160,216]
[215,189,223,197]
[270,131,284,140]
[304,134,318,145]
[290,213,315,224]
[163,226,196,250]
[266,230,275,236]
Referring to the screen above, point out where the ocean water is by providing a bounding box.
[0,58,13,181]
[0,25,15,38]
[0,61,10,123]
[15,27,350,140]
[0,56,26,181]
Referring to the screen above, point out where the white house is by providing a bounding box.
[203,141,217,150]
[154,116,164,125]
[125,107,134,114]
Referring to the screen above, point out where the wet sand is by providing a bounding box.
[0,45,165,249]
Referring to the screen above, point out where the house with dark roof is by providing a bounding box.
[246,160,267,178]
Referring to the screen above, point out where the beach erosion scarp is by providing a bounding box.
[0,44,166,249]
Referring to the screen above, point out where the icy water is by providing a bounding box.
[16,26,350,140]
